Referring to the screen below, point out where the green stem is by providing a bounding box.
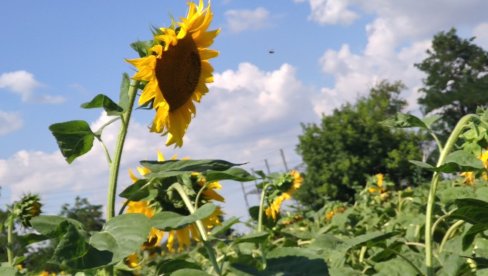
[424,114,475,276]
[194,181,211,210]
[438,220,464,254]
[257,184,271,232]
[106,81,139,220]
[172,183,222,276]
[431,209,455,236]
[429,130,444,155]
[96,137,113,164]
[7,215,14,266]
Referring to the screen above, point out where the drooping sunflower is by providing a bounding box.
[127,0,219,147]
[265,170,303,220]
[126,152,224,252]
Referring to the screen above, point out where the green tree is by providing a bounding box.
[416,28,488,139]
[296,81,426,209]
[59,196,105,231]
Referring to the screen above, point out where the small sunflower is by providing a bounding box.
[265,170,303,220]
[126,152,224,252]
[461,150,488,185]
[127,0,219,147]
[368,173,386,193]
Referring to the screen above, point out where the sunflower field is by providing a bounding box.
[4,1,488,276]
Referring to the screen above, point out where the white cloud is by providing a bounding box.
[0,63,317,220]
[0,111,23,136]
[0,71,40,101]
[297,0,488,114]
[299,0,358,25]
[225,7,271,33]
[0,70,65,104]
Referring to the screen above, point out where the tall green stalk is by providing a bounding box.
[257,184,271,232]
[424,114,474,276]
[106,81,140,219]
[172,183,222,276]
[6,215,14,266]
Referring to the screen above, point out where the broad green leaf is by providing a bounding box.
[51,222,89,264]
[119,73,130,110]
[31,215,84,237]
[0,266,17,276]
[422,114,442,128]
[463,224,488,250]
[310,234,344,250]
[140,159,243,174]
[452,198,488,224]
[265,247,329,275]
[49,120,95,164]
[230,247,329,276]
[147,171,193,179]
[233,231,269,244]
[437,150,484,173]
[210,216,240,236]
[381,113,428,129]
[410,151,484,173]
[171,269,211,276]
[118,179,155,201]
[61,246,113,270]
[156,259,201,275]
[151,203,217,230]
[80,94,123,115]
[374,257,421,276]
[205,168,255,182]
[409,160,436,170]
[342,231,399,251]
[90,213,151,263]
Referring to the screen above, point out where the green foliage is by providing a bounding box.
[297,81,426,207]
[49,120,95,164]
[80,93,124,115]
[60,196,105,231]
[416,28,488,139]
[151,203,217,230]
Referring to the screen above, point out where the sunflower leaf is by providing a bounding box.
[89,213,151,263]
[49,120,95,164]
[210,217,240,237]
[204,168,256,182]
[141,159,245,174]
[233,231,269,244]
[151,203,217,230]
[81,94,124,115]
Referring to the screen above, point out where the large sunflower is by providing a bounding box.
[265,170,303,220]
[126,152,224,252]
[127,0,219,147]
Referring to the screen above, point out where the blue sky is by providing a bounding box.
[1,0,488,222]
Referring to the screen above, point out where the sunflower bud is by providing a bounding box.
[13,194,42,227]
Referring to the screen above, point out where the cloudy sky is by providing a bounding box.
[1,0,488,222]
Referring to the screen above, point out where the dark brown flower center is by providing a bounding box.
[155,34,201,111]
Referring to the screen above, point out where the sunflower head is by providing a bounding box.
[127,0,219,147]
[264,170,303,220]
